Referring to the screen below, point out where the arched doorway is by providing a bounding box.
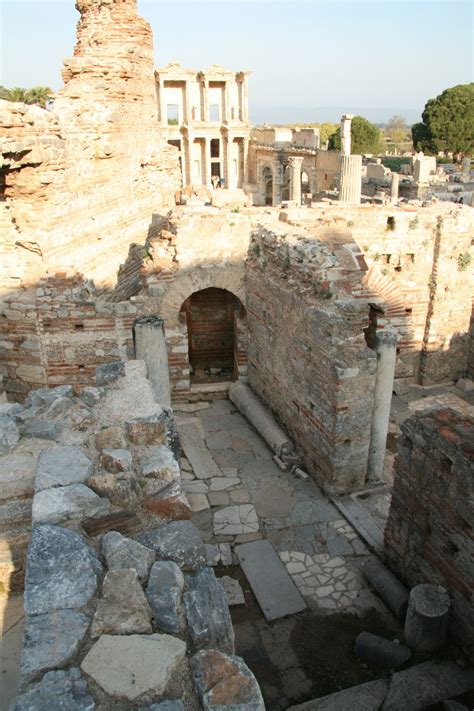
[180,287,246,384]
[262,165,273,206]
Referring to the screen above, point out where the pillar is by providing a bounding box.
[339,154,362,204]
[242,76,249,122]
[404,584,450,652]
[201,79,209,122]
[367,330,397,481]
[340,113,353,156]
[133,316,171,408]
[310,165,318,196]
[462,156,470,176]
[390,172,399,204]
[157,78,166,127]
[204,137,212,188]
[272,158,283,206]
[224,81,230,122]
[242,137,249,185]
[288,156,304,206]
[226,136,237,190]
[184,80,190,124]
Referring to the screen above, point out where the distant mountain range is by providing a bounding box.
[249,105,422,126]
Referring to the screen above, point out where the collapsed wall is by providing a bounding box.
[384,408,474,659]
[246,220,377,494]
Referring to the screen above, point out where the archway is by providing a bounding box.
[179,287,246,384]
[261,165,273,206]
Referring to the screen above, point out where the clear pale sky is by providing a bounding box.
[1,0,473,123]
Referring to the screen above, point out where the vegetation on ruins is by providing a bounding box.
[327,116,384,155]
[412,83,474,156]
[0,85,52,108]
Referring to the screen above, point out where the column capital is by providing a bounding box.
[288,155,304,169]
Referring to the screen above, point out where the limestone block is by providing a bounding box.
[10,668,95,711]
[184,567,235,655]
[191,649,264,710]
[146,560,185,633]
[24,525,102,615]
[126,412,167,446]
[219,576,245,606]
[95,361,125,386]
[26,385,74,409]
[0,414,20,455]
[381,661,474,711]
[81,634,187,701]
[23,421,60,441]
[91,569,153,637]
[404,584,450,652]
[144,490,191,521]
[21,609,90,686]
[35,446,93,491]
[32,484,110,525]
[89,469,139,508]
[137,521,206,572]
[100,448,133,473]
[79,386,106,407]
[140,445,180,495]
[94,425,127,450]
[102,531,155,583]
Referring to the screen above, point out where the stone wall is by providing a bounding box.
[246,221,377,494]
[384,408,474,659]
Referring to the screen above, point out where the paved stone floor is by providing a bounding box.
[0,596,23,710]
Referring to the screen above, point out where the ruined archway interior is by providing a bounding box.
[180,287,244,384]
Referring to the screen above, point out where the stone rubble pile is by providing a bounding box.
[7,361,264,710]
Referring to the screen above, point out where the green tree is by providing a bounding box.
[0,86,29,102]
[412,83,474,155]
[319,122,339,145]
[328,115,384,155]
[0,85,52,108]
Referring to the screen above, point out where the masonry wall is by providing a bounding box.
[384,409,474,659]
[246,224,377,494]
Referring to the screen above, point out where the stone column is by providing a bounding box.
[242,137,250,185]
[204,137,212,187]
[310,165,318,196]
[340,113,353,156]
[462,156,471,176]
[201,79,209,122]
[288,156,304,205]
[242,77,249,122]
[367,330,397,482]
[183,80,190,124]
[133,316,171,407]
[390,172,399,204]
[272,158,283,206]
[223,81,229,122]
[157,78,166,127]
[339,154,362,204]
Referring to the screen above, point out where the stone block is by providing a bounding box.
[24,525,102,615]
[191,649,264,710]
[81,634,186,701]
[355,632,411,668]
[146,560,185,633]
[26,386,74,409]
[102,531,154,583]
[100,448,133,473]
[95,361,125,386]
[140,445,180,495]
[91,569,153,637]
[94,425,127,450]
[32,484,110,525]
[0,414,20,455]
[10,668,95,711]
[126,412,167,446]
[219,576,245,606]
[137,521,206,572]
[35,446,93,492]
[88,469,139,508]
[23,421,60,441]
[381,661,474,711]
[184,567,235,655]
[288,678,389,710]
[79,386,106,407]
[144,491,191,521]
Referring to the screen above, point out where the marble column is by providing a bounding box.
[242,137,250,185]
[272,159,283,206]
[242,77,249,122]
[133,317,171,408]
[340,113,353,156]
[204,137,212,188]
[201,80,209,122]
[390,172,400,204]
[367,329,397,482]
[183,80,190,125]
[157,79,166,127]
[288,156,304,206]
[339,154,362,204]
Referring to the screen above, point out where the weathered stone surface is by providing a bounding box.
[10,668,95,711]
[163,406,181,462]
[178,422,222,480]
[381,661,474,711]
[289,678,390,710]
[81,634,186,701]
[23,421,60,441]
[126,412,166,445]
[102,531,154,583]
[139,703,185,711]
[137,521,206,572]
[91,569,153,637]
[205,544,220,566]
[146,560,185,633]
[96,361,125,386]
[219,576,245,606]
[214,505,259,536]
[144,491,192,521]
[140,445,180,495]
[32,484,110,525]
[79,386,106,407]
[94,425,127,450]
[191,649,265,710]
[0,402,23,417]
[24,525,102,615]
[88,469,139,508]
[45,396,73,419]
[184,567,235,654]
[443,701,470,711]
[187,493,210,512]
[0,414,20,455]
[100,448,133,473]
[21,609,90,685]
[355,632,411,668]
[404,583,450,652]
[35,446,93,492]
[26,386,74,409]
[82,511,140,538]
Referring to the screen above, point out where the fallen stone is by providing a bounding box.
[21,609,90,686]
[45,396,73,419]
[23,421,60,441]
[219,576,245,606]
[456,378,474,393]
[79,386,106,407]
[94,425,127,450]
[235,539,306,621]
[381,661,474,711]
[404,583,450,652]
[213,505,259,536]
[126,412,166,446]
[10,668,95,711]
[32,484,110,525]
[0,414,20,455]
[91,569,153,637]
[288,678,390,710]
[26,385,74,409]
[191,649,265,710]
[146,560,185,633]
[184,567,235,654]
[205,544,220,566]
[137,521,206,572]
[24,524,102,615]
[178,422,222,479]
[63,401,95,431]
[102,530,154,583]
[355,632,411,668]
[0,402,23,417]
[100,448,133,473]
[140,445,180,495]
[35,446,93,492]
[95,361,125,386]
[81,634,186,701]
[361,557,409,619]
[88,469,139,508]
[144,491,192,521]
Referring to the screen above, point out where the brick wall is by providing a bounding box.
[384,409,474,659]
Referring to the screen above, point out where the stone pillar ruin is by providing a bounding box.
[340,113,353,156]
[367,329,397,481]
[461,156,471,177]
[339,155,362,204]
[390,172,400,204]
[133,316,171,407]
[288,156,304,206]
[204,137,212,188]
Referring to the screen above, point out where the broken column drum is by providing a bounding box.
[367,329,397,482]
[339,154,362,205]
[404,583,450,652]
[133,316,171,407]
[390,172,400,204]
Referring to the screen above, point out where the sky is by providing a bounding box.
[1,0,473,123]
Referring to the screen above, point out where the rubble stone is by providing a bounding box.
[126,412,167,446]
[191,649,264,710]
[10,668,95,711]
[32,483,110,525]
[35,446,93,491]
[91,569,153,637]
[137,521,206,572]
[146,560,185,633]
[184,567,235,654]
[102,531,155,583]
